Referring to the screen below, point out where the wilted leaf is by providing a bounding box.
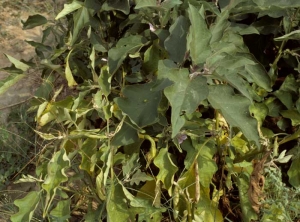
[65,50,78,87]
[79,138,97,174]
[10,191,40,222]
[107,184,135,221]
[130,169,153,185]
[281,110,300,126]
[153,148,178,194]
[42,149,70,198]
[4,54,30,71]
[0,74,26,96]
[50,199,71,221]
[275,30,300,41]
[56,1,83,20]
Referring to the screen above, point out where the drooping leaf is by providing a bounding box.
[102,0,130,14]
[0,74,26,97]
[4,54,30,71]
[72,6,90,45]
[163,67,209,138]
[42,149,70,198]
[281,110,300,126]
[22,14,48,29]
[65,50,78,87]
[107,184,135,221]
[10,191,40,222]
[108,35,147,74]
[188,4,211,66]
[274,30,300,41]
[130,169,153,185]
[115,82,162,128]
[98,66,111,98]
[79,138,97,174]
[55,1,83,20]
[208,85,259,146]
[111,122,139,146]
[153,148,178,194]
[50,199,71,221]
[121,183,165,221]
[164,16,189,63]
[245,63,272,91]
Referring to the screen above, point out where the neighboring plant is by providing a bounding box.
[1,0,300,221]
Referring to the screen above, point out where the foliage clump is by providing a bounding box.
[1,0,300,221]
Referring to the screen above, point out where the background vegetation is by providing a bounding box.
[1,0,300,221]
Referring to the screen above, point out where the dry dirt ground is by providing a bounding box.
[0,0,63,121]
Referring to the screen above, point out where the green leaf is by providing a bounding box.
[72,6,90,45]
[111,122,139,146]
[4,54,30,71]
[164,16,189,63]
[161,0,182,9]
[163,68,209,138]
[102,0,130,14]
[98,65,111,97]
[55,1,83,20]
[22,14,47,29]
[274,90,293,109]
[65,50,78,87]
[42,149,70,198]
[10,191,40,222]
[274,30,300,41]
[108,35,147,74]
[0,74,26,96]
[130,169,153,185]
[281,110,300,126]
[245,63,272,91]
[249,103,268,126]
[143,42,160,74]
[50,199,71,221]
[188,4,211,66]
[79,138,97,174]
[210,10,230,43]
[253,0,300,8]
[135,0,157,9]
[107,184,135,221]
[153,148,178,194]
[115,82,162,128]
[288,157,300,188]
[208,85,259,146]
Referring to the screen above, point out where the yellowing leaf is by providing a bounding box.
[153,148,178,194]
